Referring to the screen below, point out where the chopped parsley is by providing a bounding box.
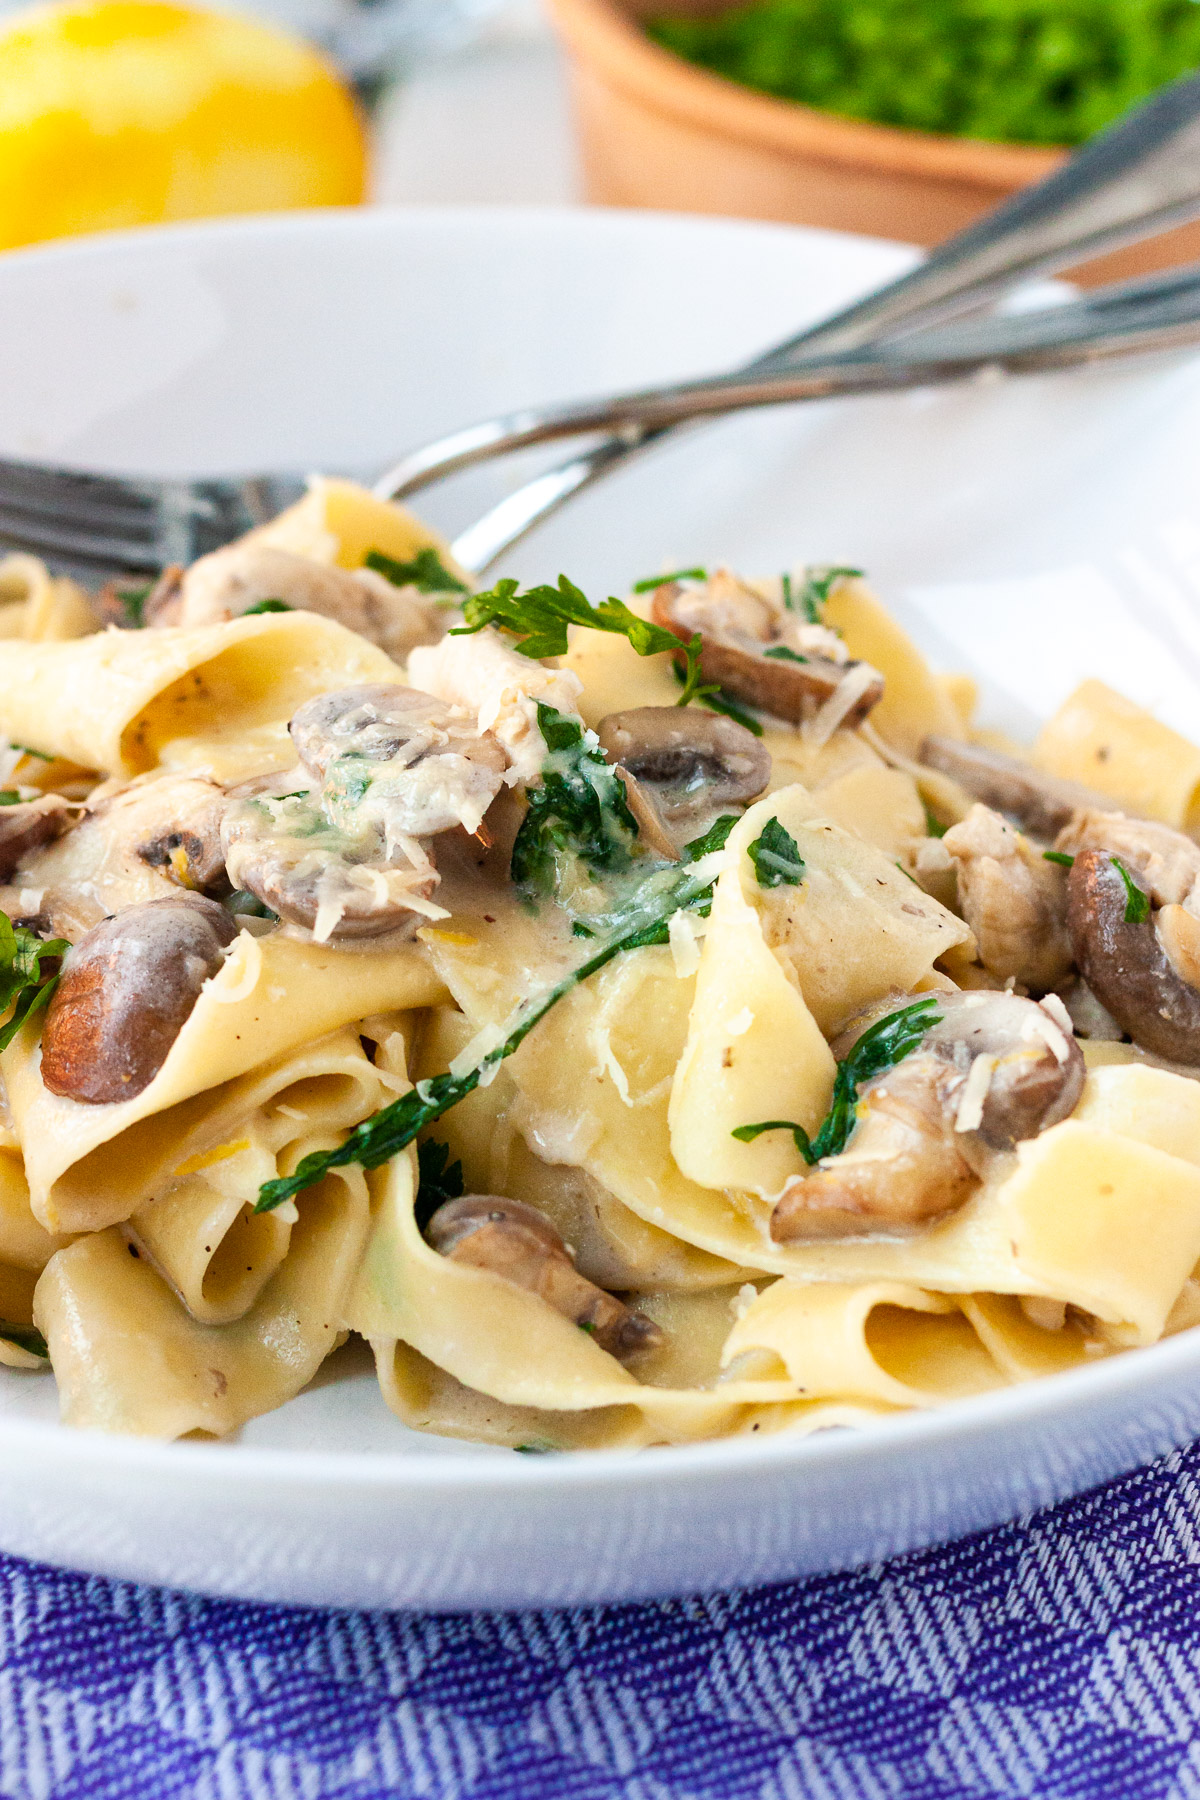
[1043,850,1074,868]
[671,663,764,736]
[731,996,942,1166]
[365,546,469,594]
[0,910,69,1054]
[11,745,50,762]
[223,890,279,921]
[0,792,19,807]
[415,1139,465,1232]
[765,646,808,664]
[923,805,948,839]
[1113,856,1151,924]
[510,704,641,900]
[114,583,152,628]
[514,1440,559,1454]
[0,1322,47,1359]
[453,572,710,708]
[748,817,804,888]
[256,847,731,1213]
[631,566,708,594]
[242,598,292,615]
[790,565,862,625]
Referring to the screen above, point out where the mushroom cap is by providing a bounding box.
[1067,848,1200,1063]
[923,990,1085,1150]
[595,707,770,822]
[40,893,237,1104]
[290,684,458,780]
[650,581,882,729]
[0,794,72,884]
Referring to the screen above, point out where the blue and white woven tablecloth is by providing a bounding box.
[6,1442,1200,1799]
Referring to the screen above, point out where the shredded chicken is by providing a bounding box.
[943,803,1073,992]
[408,627,585,786]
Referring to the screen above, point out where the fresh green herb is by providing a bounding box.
[734,997,943,1167]
[896,861,920,885]
[578,1320,597,1335]
[255,848,730,1213]
[731,1119,814,1157]
[514,1440,559,1454]
[0,1322,47,1359]
[646,0,1200,147]
[224,890,279,921]
[510,704,641,900]
[671,663,765,736]
[764,646,809,664]
[11,745,50,762]
[1113,856,1151,924]
[414,1139,464,1233]
[683,814,739,861]
[748,817,804,888]
[365,546,469,594]
[114,583,152,628]
[453,572,709,709]
[242,598,292,615]
[792,565,862,625]
[0,911,69,1055]
[923,805,947,839]
[631,566,708,594]
[572,921,596,938]
[1043,850,1075,868]
[0,792,19,807]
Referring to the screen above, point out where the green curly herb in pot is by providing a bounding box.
[647,0,1200,146]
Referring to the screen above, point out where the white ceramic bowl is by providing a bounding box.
[3,206,1200,1612]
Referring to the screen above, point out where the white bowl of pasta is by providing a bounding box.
[2,206,1200,1610]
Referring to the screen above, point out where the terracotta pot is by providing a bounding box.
[544,0,1200,283]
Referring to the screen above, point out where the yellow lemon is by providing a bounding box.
[0,0,367,251]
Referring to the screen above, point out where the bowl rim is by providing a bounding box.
[544,0,1065,188]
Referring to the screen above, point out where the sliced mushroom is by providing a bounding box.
[942,804,1073,993]
[169,544,447,662]
[595,707,770,827]
[610,767,678,860]
[221,790,441,942]
[289,684,506,839]
[770,990,1084,1241]
[1056,810,1200,909]
[651,570,883,729]
[920,736,1119,839]
[40,894,237,1104]
[0,795,72,883]
[1066,848,1200,1063]
[426,1194,663,1363]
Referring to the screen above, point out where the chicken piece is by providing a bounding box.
[943,804,1073,993]
[408,627,585,785]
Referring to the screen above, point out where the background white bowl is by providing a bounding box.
[3,205,1200,1612]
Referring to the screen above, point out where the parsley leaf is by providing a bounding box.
[0,1321,47,1359]
[748,817,804,888]
[0,792,19,807]
[0,911,69,1055]
[365,546,468,594]
[514,1440,559,1454]
[764,646,808,664]
[11,744,49,762]
[414,1138,465,1233]
[923,805,948,839]
[631,566,708,594]
[670,663,764,736]
[1113,856,1151,923]
[732,1118,815,1159]
[242,598,292,615]
[114,583,152,628]
[453,572,709,708]
[683,813,739,861]
[255,850,730,1213]
[510,704,640,900]
[789,565,862,624]
[1043,850,1074,868]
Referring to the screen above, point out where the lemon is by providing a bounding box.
[0,0,367,251]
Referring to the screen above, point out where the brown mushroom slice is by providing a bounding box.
[1056,810,1200,909]
[770,990,1084,1242]
[220,796,440,942]
[920,736,1117,839]
[0,795,72,882]
[611,766,678,860]
[650,579,883,729]
[426,1194,663,1363]
[172,545,445,662]
[289,684,506,839]
[595,707,770,826]
[40,894,237,1104]
[942,804,1073,993]
[1067,848,1200,1063]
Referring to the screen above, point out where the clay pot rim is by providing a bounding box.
[545,0,1066,191]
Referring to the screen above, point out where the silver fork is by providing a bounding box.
[7,68,1200,586]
